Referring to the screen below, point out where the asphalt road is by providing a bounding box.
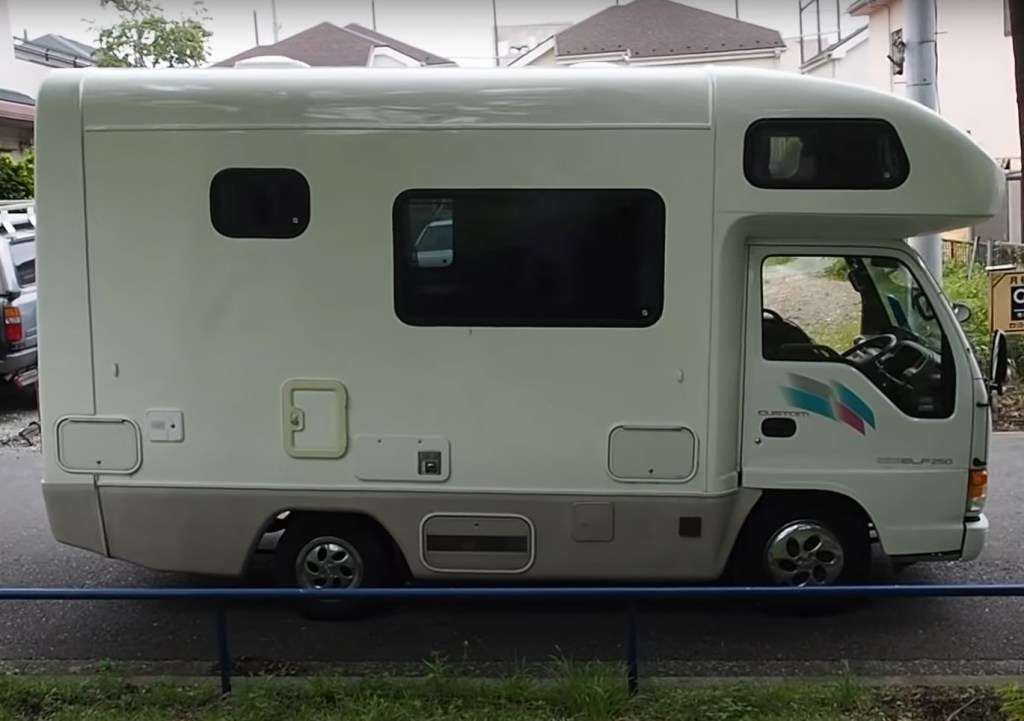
[2,436,1024,678]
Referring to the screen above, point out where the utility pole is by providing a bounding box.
[371,0,377,30]
[904,0,943,284]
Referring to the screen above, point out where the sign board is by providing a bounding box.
[989,270,1024,334]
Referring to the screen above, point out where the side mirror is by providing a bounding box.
[990,330,1009,395]
[952,302,972,324]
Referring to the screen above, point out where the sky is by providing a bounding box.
[8,0,862,68]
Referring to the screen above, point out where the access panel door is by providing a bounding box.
[740,243,974,557]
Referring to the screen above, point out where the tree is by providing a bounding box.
[0,150,34,200]
[92,0,212,68]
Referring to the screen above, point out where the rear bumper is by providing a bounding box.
[960,514,989,561]
[0,346,36,377]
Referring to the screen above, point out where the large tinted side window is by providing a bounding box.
[393,189,666,327]
[743,119,910,190]
[209,168,310,239]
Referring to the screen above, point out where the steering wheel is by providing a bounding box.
[841,333,898,364]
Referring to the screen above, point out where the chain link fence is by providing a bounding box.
[942,236,1024,270]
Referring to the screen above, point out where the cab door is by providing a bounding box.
[740,243,973,557]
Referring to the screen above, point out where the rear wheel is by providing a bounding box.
[274,515,398,621]
[732,498,871,613]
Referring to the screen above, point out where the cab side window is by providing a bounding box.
[760,254,955,420]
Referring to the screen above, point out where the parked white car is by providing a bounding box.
[414,219,452,268]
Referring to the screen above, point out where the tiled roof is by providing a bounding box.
[27,34,98,61]
[555,0,786,59]
[0,89,35,106]
[212,21,454,67]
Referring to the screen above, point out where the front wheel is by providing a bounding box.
[731,499,871,613]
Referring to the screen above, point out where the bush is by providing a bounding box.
[0,148,34,199]
[942,259,1024,376]
[943,260,991,365]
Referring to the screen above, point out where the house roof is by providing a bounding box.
[211,21,454,67]
[0,88,35,124]
[0,89,34,106]
[27,33,98,61]
[553,0,786,59]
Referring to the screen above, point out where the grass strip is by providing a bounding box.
[3,661,1024,720]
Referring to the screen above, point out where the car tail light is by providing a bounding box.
[3,307,22,343]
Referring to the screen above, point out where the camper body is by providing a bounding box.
[35,66,1004,602]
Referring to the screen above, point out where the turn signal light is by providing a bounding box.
[2,307,22,343]
[967,467,988,516]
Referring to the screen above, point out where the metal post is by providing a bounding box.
[798,3,805,65]
[904,0,943,284]
[492,0,500,67]
[625,603,639,696]
[215,609,233,696]
[815,0,823,56]
[252,11,260,46]
[270,0,280,43]
[371,0,377,30]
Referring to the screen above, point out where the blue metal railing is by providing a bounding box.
[2,583,1021,696]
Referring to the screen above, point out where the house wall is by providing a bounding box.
[524,47,788,70]
[526,47,560,67]
[369,53,414,68]
[0,0,50,98]
[857,0,1019,164]
[0,120,31,155]
[802,34,871,84]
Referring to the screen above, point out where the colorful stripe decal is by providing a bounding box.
[781,373,876,435]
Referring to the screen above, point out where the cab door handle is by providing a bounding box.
[761,418,796,438]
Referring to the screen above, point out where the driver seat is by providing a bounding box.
[762,309,815,361]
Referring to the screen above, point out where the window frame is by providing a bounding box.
[743,117,911,191]
[8,236,35,288]
[391,187,668,329]
[209,167,311,240]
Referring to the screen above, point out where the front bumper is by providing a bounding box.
[961,513,989,561]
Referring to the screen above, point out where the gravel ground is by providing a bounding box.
[0,391,40,450]
[762,256,858,334]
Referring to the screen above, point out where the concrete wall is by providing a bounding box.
[857,0,1019,164]
[802,33,871,84]
[0,0,49,98]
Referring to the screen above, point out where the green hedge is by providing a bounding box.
[0,148,34,199]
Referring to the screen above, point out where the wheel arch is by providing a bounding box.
[724,488,875,579]
[243,508,413,582]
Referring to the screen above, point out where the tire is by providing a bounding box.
[731,498,871,615]
[274,515,397,621]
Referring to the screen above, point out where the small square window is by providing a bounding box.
[209,168,310,239]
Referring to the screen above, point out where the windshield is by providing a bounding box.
[859,257,943,354]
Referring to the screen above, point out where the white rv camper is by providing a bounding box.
[34,65,1006,616]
